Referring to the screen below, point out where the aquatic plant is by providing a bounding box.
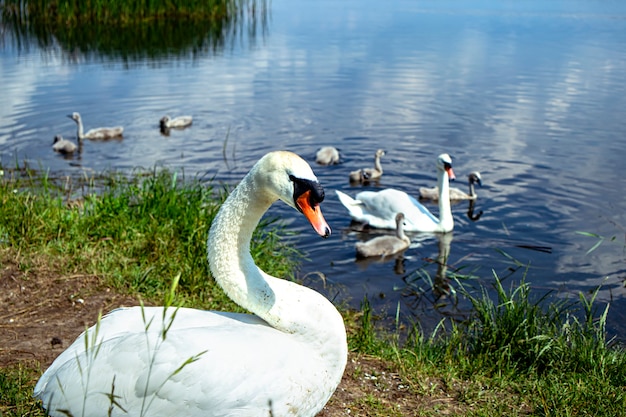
[1,0,251,24]
[1,0,269,62]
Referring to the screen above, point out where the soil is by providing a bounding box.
[0,250,467,416]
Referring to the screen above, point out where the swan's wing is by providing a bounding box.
[336,190,395,228]
[85,127,124,139]
[336,190,368,219]
[418,186,438,200]
[35,307,328,417]
[356,235,408,257]
[406,194,439,223]
[338,189,440,231]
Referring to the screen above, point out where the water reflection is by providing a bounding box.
[401,232,472,324]
[467,200,483,222]
[1,2,269,63]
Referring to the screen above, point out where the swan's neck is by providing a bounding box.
[207,171,347,356]
[395,220,408,242]
[468,180,477,198]
[374,154,383,174]
[75,119,84,139]
[437,170,454,231]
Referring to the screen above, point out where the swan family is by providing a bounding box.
[35,151,347,417]
[41,124,480,414]
[53,112,195,154]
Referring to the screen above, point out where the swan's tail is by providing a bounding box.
[335,190,366,219]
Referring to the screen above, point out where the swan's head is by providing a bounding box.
[255,151,331,239]
[468,171,482,186]
[436,153,456,181]
[52,135,63,144]
[375,149,386,157]
[67,112,81,122]
[160,115,170,126]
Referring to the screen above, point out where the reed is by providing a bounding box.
[2,0,268,63]
[0,0,250,24]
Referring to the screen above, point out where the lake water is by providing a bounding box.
[1,0,625,338]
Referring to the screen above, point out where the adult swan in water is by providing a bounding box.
[336,153,456,233]
[34,151,348,417]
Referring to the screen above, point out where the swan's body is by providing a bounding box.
[349,149,385,182]
[51,135,78,154]
[160,115,193,129]
[67,112,124,140]
[419,171,481,201]
[337,153,456,233]
[315,146,340,165]
[34,151,347,417]
[355,212,410,258]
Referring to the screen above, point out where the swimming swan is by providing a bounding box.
[52,135,78,154]
[67,112,124,140]
[160,115,193,129]
[419,171,481,201]
[336,153,456,233]
[34,151,348,417]
[315,146,340,165]
[349,149,385,182]
[355,212,411,258]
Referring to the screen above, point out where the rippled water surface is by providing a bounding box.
[2,0,625,337]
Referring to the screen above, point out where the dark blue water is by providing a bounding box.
[1,0,625,338]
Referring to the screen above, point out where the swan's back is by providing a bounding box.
[35,307,333,417]
[84,126,124,139]
[355,212,410,258]
[160,115,193,129]
[356,235,409,258]
[68,111,124,139]
[52,135,77,154]
[355,189,438,230]
[315,146,340,165]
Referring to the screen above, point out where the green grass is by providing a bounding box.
[349,274,626,416]
[0,165,301,308]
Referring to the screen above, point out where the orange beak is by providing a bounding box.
[446,167,456,181]
[296,191,331,238]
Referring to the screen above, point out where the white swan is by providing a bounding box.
[34,151,347,417]
[315,146,340,165]
[160,115,193,129]
[355,212,410,258]
[67,112,124,140]
[419,171,481,201]
[349,149,385,182]
[51,135,78,154]
[336,153,456,233]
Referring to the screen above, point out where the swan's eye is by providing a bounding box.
[443,162,452,170]
[289,175,325,211]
